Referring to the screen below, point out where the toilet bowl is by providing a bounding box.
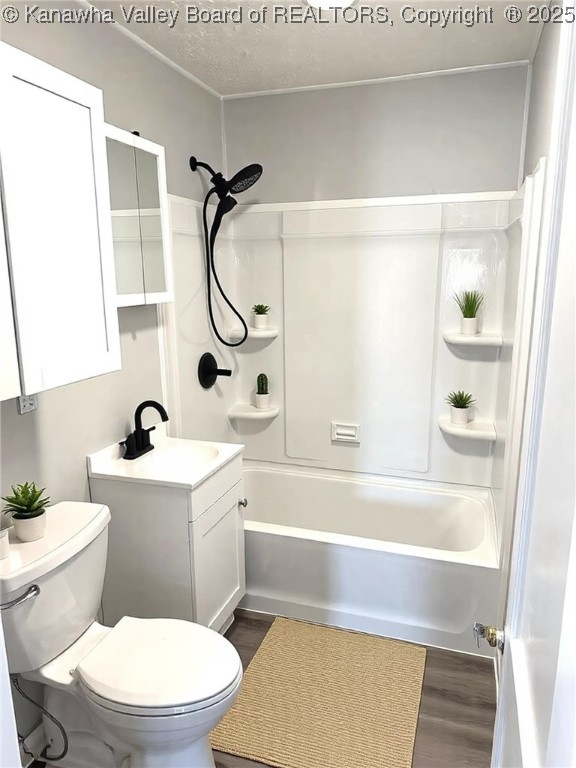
[79,616,242,768]
[0,502,242,768]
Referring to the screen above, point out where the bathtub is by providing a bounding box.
[240,466,500,656]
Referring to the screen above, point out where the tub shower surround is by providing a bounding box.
[168,191,540,656]
[229,195,514,490]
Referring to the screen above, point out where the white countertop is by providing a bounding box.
[87,423,244,490]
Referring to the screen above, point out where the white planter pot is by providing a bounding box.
[255,393,270,409]
[0,529,9,560]
[461,317,478,335]
[450,406,471,425]
[12,512,46,542]
[252,314,268,329]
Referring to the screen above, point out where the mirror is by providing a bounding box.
[105,126,172,305]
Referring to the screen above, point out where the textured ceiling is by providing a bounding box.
[95,1,542,96]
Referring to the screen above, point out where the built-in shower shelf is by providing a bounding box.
[443,332,503,348]
[228,404,280,422]
[439,416,496,441]
[228,327,279,342]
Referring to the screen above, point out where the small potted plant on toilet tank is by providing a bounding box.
[454,290,484,335]
[255,373,270,409]
[2,482,51,542]
[446,390,475,425]
[251,303,271,330]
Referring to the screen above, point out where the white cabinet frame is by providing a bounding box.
[105,124,174,307]
[0,212,20,401]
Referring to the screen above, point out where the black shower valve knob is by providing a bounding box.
[198,353,232,389]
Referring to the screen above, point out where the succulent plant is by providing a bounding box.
[2,482,50,520]
[257,373,269,395]
[453,290,485,318]
[446,390,476,409]
[252,304,270,315]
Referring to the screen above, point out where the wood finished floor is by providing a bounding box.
[31,613,496,768]
[214,614,497,768]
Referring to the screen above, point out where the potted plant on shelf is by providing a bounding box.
[251,304,271,330]
[454,290,485,335]
[255,373,270,409]
[446,390,475,425]
[2,482,51,542]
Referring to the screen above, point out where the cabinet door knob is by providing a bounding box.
[238,498,248,508]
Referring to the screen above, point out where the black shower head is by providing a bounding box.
[189,157,263,198]
[228,164,263,194]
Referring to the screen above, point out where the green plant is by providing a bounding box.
[2,482,50,520]
[453,290,485,318]
[257,373,269,395]
[252,304,270,315]
[446,390,476,409]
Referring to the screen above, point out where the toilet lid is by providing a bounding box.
[77,616,242,709]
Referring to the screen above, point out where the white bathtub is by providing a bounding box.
[240,466,500,656]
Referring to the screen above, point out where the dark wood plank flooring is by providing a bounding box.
[31,613,496,768]
[215,613,496,768]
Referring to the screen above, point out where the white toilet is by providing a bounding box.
[0,502,243,768]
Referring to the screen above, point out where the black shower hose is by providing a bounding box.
[202,190,248,347]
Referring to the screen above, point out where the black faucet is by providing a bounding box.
[121,400,169,460]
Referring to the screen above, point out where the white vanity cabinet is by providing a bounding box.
[0,43,120,396]
[88,447,246,634]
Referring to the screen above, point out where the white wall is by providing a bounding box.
[0,6,224,500]
[0,10,223,740]
[0,621,19,768]
[1,3,222,201]
[224,66,528,203]
[167,196,236,444]
[524,22,563,176]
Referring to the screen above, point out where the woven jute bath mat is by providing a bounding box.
[211,617,426,768]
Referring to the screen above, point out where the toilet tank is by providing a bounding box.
[0,502,110,673]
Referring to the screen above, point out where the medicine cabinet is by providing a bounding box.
[0,42,121,398]
[105,125,174,306]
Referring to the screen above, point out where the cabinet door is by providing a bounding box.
[105,124,173,307]
[191,482,246,632]
[0,43,120,394]
[134,140,173,305]
[0,212,20,401]
[106,135,145,306]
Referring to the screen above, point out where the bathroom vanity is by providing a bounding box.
[88,426,245,634]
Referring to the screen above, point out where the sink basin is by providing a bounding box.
[87,424,242,491]
[139,441,220,469]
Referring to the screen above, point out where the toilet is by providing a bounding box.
[0,502,242,768]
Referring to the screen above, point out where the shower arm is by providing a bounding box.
[191,158,217,176]
[191,158,228,199]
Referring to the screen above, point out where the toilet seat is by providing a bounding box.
[80,667,243,717]
[77,616,242,716]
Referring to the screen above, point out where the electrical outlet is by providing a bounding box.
[17,395,38,415]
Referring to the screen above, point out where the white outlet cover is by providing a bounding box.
[17,395,38,415]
